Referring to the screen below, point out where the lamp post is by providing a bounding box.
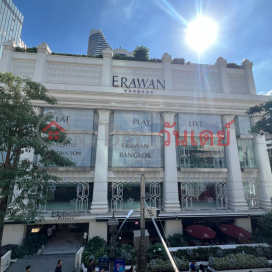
[108,212,119,272]
[137,174,147,272]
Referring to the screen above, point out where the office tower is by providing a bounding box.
[0,0,24,57]
[87,29,111,56]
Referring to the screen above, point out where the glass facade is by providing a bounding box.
[234,116,251,136]
[180,182,228,210]
[237,138,256,168]
[109,111,163,168]
[109,182,162,211]
[46,183,93,211]
[41,108,95,167]
[0,0,23,57]
[178,137,226,168]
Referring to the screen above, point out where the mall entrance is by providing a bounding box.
[28,223,88,254]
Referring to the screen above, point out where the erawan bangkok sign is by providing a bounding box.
[112,76,165,94]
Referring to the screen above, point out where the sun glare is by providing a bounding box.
[186,17,217,53]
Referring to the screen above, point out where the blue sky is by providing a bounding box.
[13,0,272,95]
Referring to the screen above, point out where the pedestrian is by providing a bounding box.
[128,265,134,272]
[55,260,62,272]
[199,264,205,272]
[190,260,196,272]
[87,259,95,272]
[26,266,31,272]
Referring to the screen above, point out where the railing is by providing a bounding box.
[75,247,84,271]
[1,251,11,272]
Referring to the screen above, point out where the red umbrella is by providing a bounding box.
[185,225,216,239]
[219,224,251,238]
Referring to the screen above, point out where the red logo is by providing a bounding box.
[41,121,66,140]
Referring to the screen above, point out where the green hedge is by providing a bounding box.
[175,245,272,261]
[14,46,37,53]
[51,52,103,58]
[209,253,268,271]
[146,258,189,272]
[11,233,48,258]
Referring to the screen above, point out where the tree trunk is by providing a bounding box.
[0,195,9,256]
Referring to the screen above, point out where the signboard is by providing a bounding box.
[179,113,222,134]
[110,135,162,167]
[114,258,125,272]
[51,211,81,220]
[112,111,161,133]
[99,257,109,272]
[43,108,94,131]
[41,108,94,167]
[47,228,52,236]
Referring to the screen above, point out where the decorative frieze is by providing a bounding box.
[228,75,246,94]
[108,171,164,183]
[47,171,94,183]
[178,170,227,183]
[172,71,220,92]
[12,60,36,79]
[46,62,102,85]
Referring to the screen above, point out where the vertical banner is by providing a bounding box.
[114,258,126,272]
[98,257,109,272]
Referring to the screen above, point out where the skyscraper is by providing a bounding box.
[0,0,24,58]
[87,29,111,56]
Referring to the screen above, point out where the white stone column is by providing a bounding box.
[161,53,172,90]
[165,220,183,237]
[101,48,113,87]
[235,218,252,233]
[88,220,108,240]
[91,109,111,214]
[161,112,180,212]
[241,59,256,95]
[221,114,248,210]
[2,224,27,246]
[214,57,231,93]
[0,40,15,72]
[33,43,51,83]
[251,115,272,209]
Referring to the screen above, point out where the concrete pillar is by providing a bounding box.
[165,220,183,237]
[2,224,27,246]
[214,57,231,93]
[88,220,108,241]
[32,43,51,83]
[101,48,113,87]
[161,112,180,212]
[0,40,15,72]
[251,115,272,210]
[91,109,111,214]
[161,53,172,90]
[241,59,256,95]
[235,217,252,233]
[221,114,248,210]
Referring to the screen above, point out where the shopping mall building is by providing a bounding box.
[1,41,272,247]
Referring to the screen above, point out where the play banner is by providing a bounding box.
[114,258,125,272]
[98,257,109,272]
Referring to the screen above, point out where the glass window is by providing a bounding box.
[235,116,251,136]
[178,136,226,168]
[237,138,256,168]
[47,183,93,211]
[109,182,162,211]
[180,182,228,210]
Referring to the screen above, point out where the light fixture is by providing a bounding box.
[31,227,40,233]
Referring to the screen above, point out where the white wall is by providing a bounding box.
[235,217,252,233]
[165,220,183,237]
[2,224,27,246]
[88,220,107,241]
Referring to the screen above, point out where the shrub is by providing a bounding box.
[146,258,189,272]
[172,58,185,64]
[226,63,240,68]
[11,233,48,258]
[209,253,268,271]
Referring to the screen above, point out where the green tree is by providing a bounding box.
[257,210,272,239]
[133,45,149,61]
[246,100,272,135]
[0,72,74,253]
